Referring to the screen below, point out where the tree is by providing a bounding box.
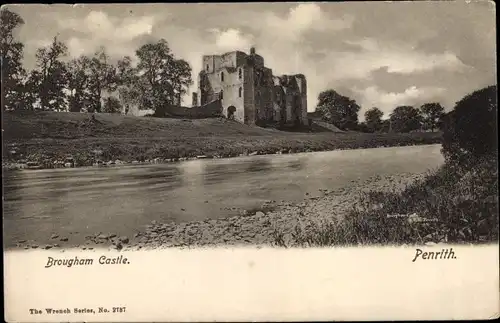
[102,96,122,113]
[83,47,118,113]
[135,39,192,113]
[11,72,37,111]
[389,106,422,133]
[1,8,26,110]
[420,102,445,131]
[116,56,140,115]
[364,107,384,132]
[32,36,69,111]
[117,56,137,86]
[66,56,91,112]
[316,89,361,130]
[169,59,193,105]
[442,85,497,164]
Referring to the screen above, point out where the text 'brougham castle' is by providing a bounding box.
[192,47,308,126]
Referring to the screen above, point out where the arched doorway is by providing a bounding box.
[227,106,236,120]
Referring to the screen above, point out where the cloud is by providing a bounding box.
[60,10,155,41]
[328,38,469,81]
[67,37,86,58]
[353,85,446,119]
[262,3,353,42]
[209,28,254,52]
[115,16,155,40]
[56,10,156,58]
[84,11,114,34]
[344,38,379,51]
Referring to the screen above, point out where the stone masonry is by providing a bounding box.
[193,47,308,126]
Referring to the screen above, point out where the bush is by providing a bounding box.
[355,122,373,133]
[442,85,497,164]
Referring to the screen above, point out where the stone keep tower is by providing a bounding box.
[195,47,307,126]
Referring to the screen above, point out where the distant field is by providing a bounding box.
[2,111,443,168]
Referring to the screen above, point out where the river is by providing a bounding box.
[3,144,445,248]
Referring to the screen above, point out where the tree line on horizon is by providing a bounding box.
[315,89,447,133]
[1,8,193,114]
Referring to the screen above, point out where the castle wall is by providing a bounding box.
[220,67,245,123]
[254,67,274,123]
[234,52,248,67]
[202,52,247,73]
[285,91,294,123]
[243,64,255,125]
[191,92,198,107]
[295,75,308,125]
[198,72,213,105]
[273,85,285,123]
[200,66,245,122]
[199,52,248,122]
[202,55,215,74]
[159,100,223,118]
[219,51,247,69]
[272,75,308,126]
[252,54,264,68]
[196,49,308,126]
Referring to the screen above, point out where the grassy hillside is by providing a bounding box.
[2,111,442,168]
[2,110,282,139]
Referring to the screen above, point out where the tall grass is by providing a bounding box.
[274,155,498,247]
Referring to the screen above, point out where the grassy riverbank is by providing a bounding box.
[3,111,441,169]
[274,155,498,247]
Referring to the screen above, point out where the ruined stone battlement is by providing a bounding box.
[193,47,307,126]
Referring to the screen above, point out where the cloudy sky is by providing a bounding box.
[7,2,496,118]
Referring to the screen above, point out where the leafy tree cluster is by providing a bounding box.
[387,103,445,133]
[315,88,446,133]
[1,8,26,111]
[315,89,361,130]
[1,8,193,114]
[441,85,497,164]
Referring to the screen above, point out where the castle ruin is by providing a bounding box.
[193,47,308,126]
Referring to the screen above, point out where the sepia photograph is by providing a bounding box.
[2,1,499,321]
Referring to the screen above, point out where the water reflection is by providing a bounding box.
[245,158,272,173]
[285,158,305,171]
[3,145,445,248]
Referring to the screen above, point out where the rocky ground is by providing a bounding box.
[127,172,427,250]
[70,172,430,251]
